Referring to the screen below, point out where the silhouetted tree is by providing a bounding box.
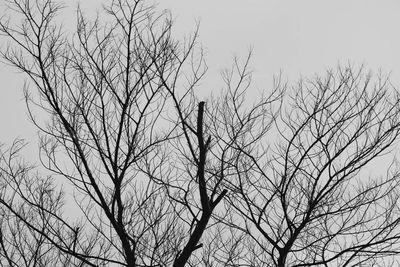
[2,0,400,267]
[0,0,227,266]
[213,67,400,266]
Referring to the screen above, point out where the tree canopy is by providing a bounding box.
[1,0,400,266]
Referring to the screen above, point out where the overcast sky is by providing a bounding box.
[1,0,400,148]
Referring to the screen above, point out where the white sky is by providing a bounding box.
[1,0,400,149]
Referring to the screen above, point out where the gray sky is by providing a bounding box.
[1,0,400,148]
[159,0,400,85]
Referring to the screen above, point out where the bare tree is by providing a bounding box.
[0,139,82,266]
[2,0,400,267]
[0,0,227,266]
[214,66,400,266]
